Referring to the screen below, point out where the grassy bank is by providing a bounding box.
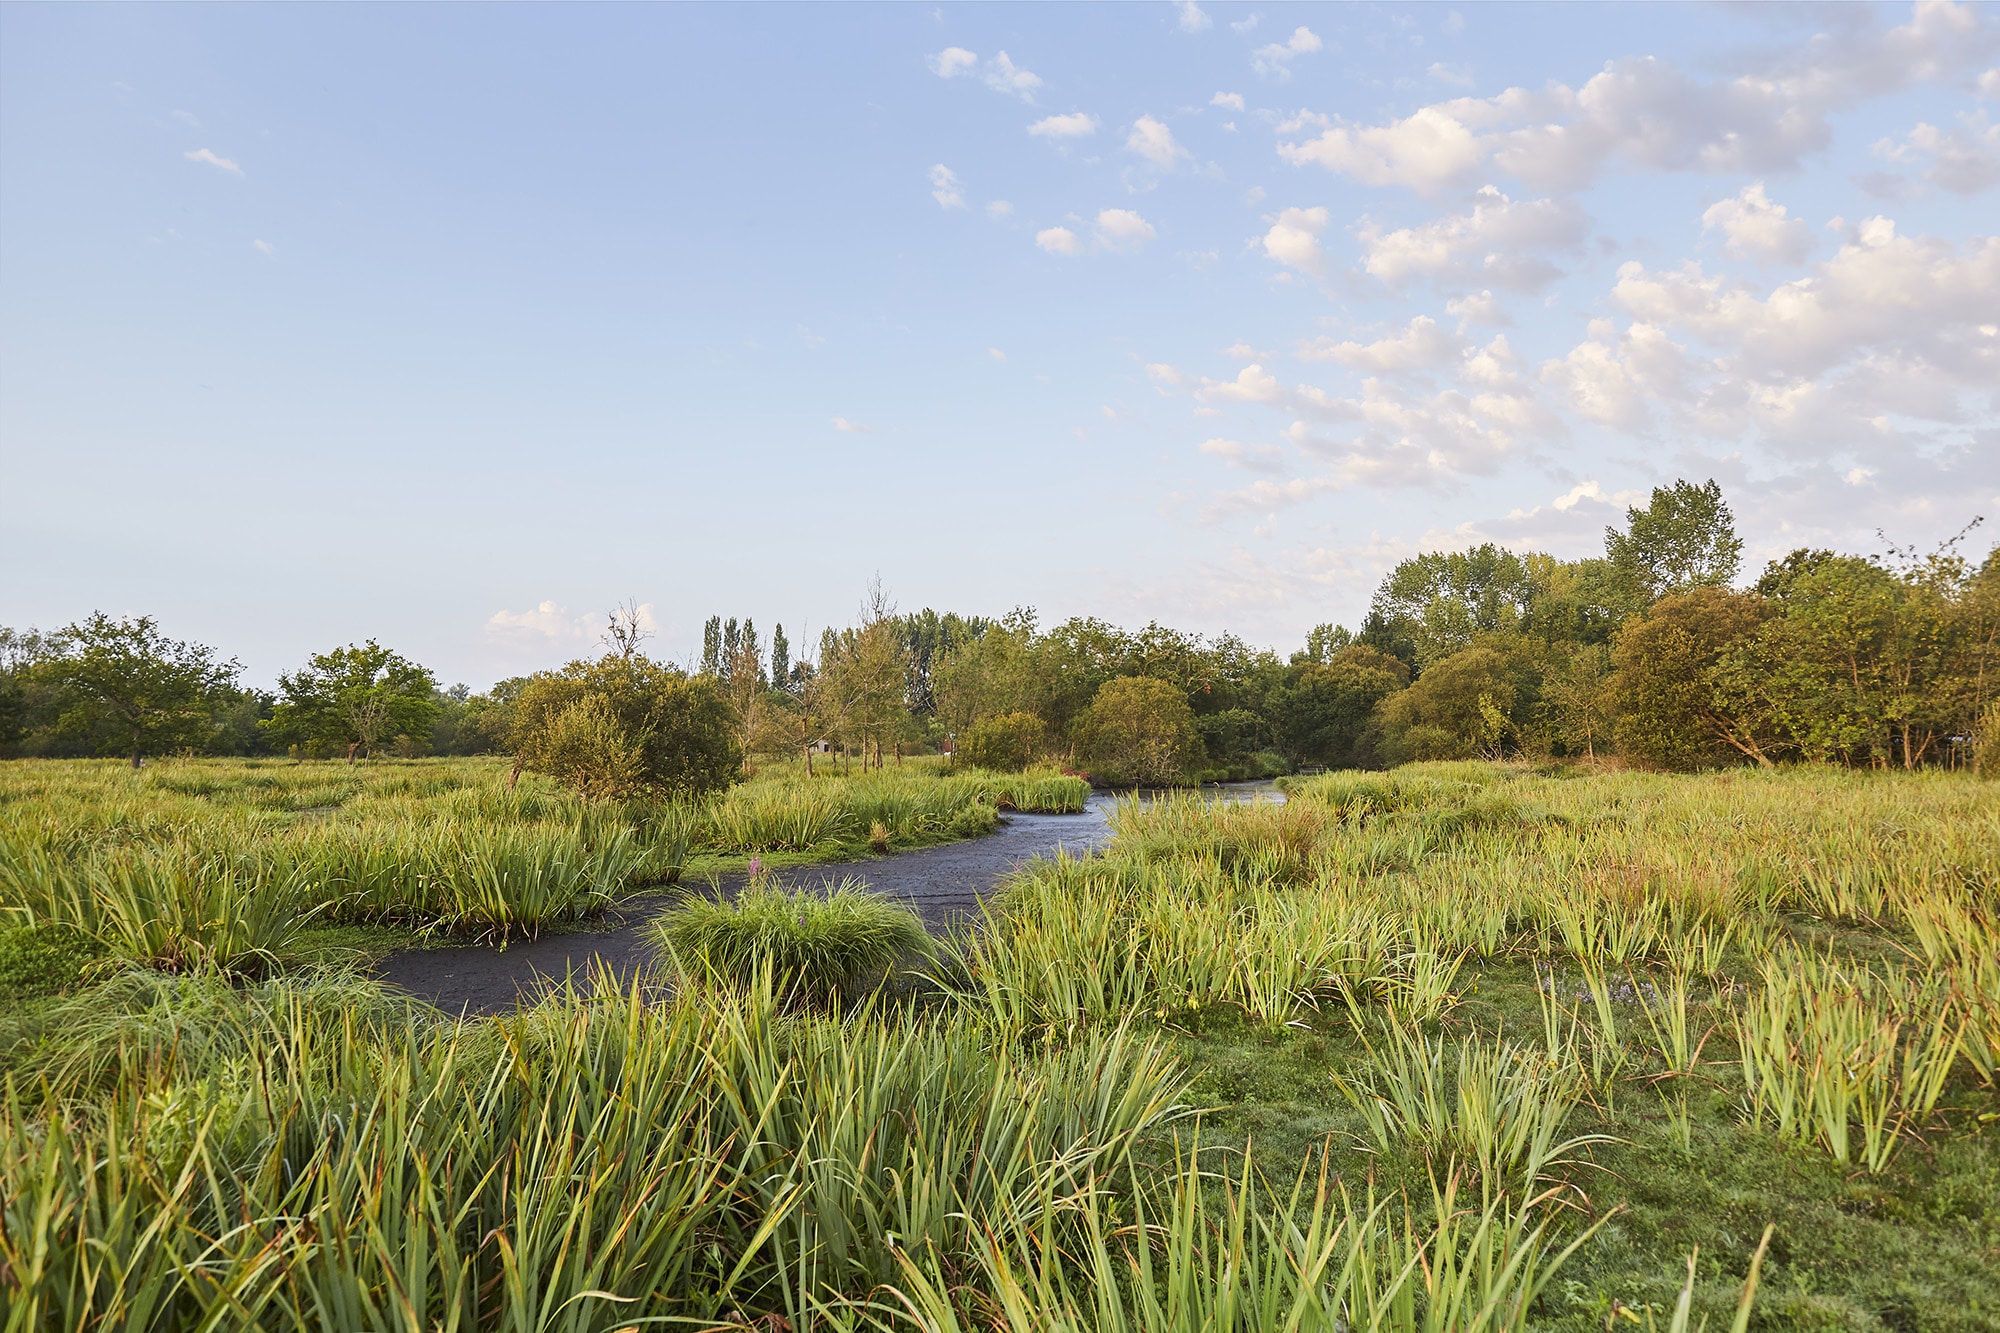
[2,761,1995,1328]
[0,757,1089,969]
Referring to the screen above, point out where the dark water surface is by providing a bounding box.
[372,783,1281,1015]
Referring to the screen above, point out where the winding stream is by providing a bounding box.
[374,782,1281,1014]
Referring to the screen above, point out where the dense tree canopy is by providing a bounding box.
[264,642,440,763]
[1072,676,1200,786]
[32,614,240,766]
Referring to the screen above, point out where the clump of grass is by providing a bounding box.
[650,878,932,1001]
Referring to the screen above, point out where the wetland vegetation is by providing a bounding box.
[2,480,1998,1329]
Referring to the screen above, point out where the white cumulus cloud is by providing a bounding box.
[1094,208,1158,250]
[1701,182,1812,263]
[487,601,599,643]
[1212,91,1246,111]
[1177,1,1212,34]
[1029,112,1099,138]
[928,47,978,79]
[1036,226,1085,257]
[1357,186,1585,291]
[984,52,1043,99]
[1876,110,2000,194]
[1126,115,1190,170]
[1299,316,1467,372]
[1260,205,1330,277]
[1279,3,1999,195]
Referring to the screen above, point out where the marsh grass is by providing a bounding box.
[0,758,1073,962]
[651,878,933,1002]
[0,971,1189,1330]
[3,757,1994,1327]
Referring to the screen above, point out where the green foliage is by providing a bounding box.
[1073,675,1200,785]
[513,654,740,800]
[651,878,932,1000]
[263,639,440,761]
[1375,645,1527,764]
[1611,588,1772,770]
[1363,543,1542,671]
[1718,549,1996,767]
[0,971,1188,1327]
[1605,477,1744,600]
[960,710,1045,771]
[35,613,240,765]
[1276,643,1408,768]
[0,922,102,1000]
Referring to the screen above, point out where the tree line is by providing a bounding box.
[4,480,1995,784]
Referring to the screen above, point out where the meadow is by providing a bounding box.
[1,759,1996,1330]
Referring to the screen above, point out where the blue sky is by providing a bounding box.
[3,2,1996,689]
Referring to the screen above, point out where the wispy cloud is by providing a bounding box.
[1029,112,1099,138]
[1253,26,1322,81]
[929,163,966,209]
[832,416,874,434]
[932,47,1042,101]
[183,148,241,174]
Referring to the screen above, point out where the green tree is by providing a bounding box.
[1293,623,1355,665]
[512,655,739,799]
[961,711,1045,771]
[770,624,791,692]
[263,641,440,763]
[933,610,1038,735]
[1718,541,1999,768]
[1276,644,1408,769]
[1605,478,1743,600]
[1372,645,1526,765]
[39,613,239,766]
[1535,643,1616,760]
[821,588,914,768]
[1362,545,1541,671]
[1610,588,1772,770]
[1073,676,1199,785]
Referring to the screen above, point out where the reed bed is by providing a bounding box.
[0,759,1087,958]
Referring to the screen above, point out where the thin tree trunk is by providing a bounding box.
[804,744,813,777]
[131,724,142,769]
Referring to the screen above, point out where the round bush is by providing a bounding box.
[961,712,1045,772]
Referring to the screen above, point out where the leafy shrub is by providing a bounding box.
[961,712,1044,772]
[1072,677,1198,786]
[512,655,740,801]
[651,879,931,1001]
[1372,646,1526,765]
